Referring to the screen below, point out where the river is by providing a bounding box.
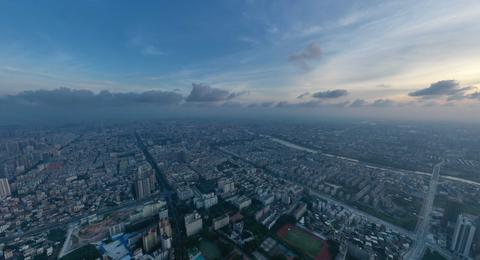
[266,135,480,187]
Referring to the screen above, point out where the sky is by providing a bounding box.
[1,0,480,123]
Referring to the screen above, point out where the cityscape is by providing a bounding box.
[1,1,480,260]
[0,120,479,259]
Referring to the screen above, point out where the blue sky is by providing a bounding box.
[1,0,480,112]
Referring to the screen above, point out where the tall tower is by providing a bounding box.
[451,214,476,257]
[134,165,156,200]
[135,177,152,200]
[0,178,11,198]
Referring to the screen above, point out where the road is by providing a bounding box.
[404,162,445,260]
[57,224,75,258]
[135,132,186,260]
[1,132,183,259]
[216,146,415,239]
[252,134,458,258]
[261,134,457,259]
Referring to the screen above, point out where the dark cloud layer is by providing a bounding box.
[288,42,321,70]
[297,92,310,99]
[186,83,246,102]
[350,99,368,107]
[248,101,276,108]
[467,92,480,99]
[312,89,348,99]
[372,99,396,107]
[408,80,471,98]
[1,87,183,107]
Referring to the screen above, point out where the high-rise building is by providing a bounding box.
[158,207,169,220]
[142,228,159,253]
[184,211,203,237]
[159,219,172,238]
[218,178,235,194]
[451,214,476,257]
[108,223,126,237]
[134,166,156,200]
[161,235,172,250]
[135,177,152,199]
[0,178,11,198]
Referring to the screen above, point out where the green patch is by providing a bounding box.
[47,228,66,242]
[353,202,417,231]
[125,216,157,232]
[199,239,222,260]
[421,249,447,260]
[244,215,269,244]
[279,225,323,258]
[60,244,101,260]
[435,195,480,221]
[203,200,236,221]
[197,178,217,194]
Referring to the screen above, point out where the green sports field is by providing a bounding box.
[277,224,325,258]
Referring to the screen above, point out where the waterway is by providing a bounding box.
[266,135,480,187]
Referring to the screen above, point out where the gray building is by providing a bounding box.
[451,214,476,257]
[0,178,11,198]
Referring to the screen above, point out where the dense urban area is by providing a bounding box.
[0,120,479,260]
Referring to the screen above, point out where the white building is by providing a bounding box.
[194,192,218,209]
[158,207,169,220]
[130,200,168,222]
[161,236,172,250]
[213,214,230,230]
[108,223,126,237]
[233,195,251,210]
[218,178,235,194]
[177,186,194,201]
[184,211,203,237]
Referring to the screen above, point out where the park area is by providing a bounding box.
[277,224,332,260]
[199,239,221,260]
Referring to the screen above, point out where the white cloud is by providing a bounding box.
[294,1,480,101]
[130,35,167,56]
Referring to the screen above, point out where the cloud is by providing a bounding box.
[408,80,471,98]
[2,87,183,107]
[288,42,321,70]
[350,99,368,107]
[376,84,391,88]
[141,46,167,56]
[272,99,351,109]
[259,101,276,108]
[238,36,260,45]
[130,35,167,56]
[372,98,396,107]
[296,92,310,99]
[186,83,246,102]
[276,101,290,108]
[467,92,480,99]
[312,89,348,99]
[222,101,245,108]
[294,100,323,108]
[248,101,276,108]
